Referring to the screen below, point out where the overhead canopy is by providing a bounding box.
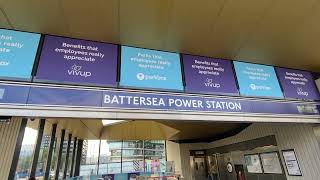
[0,0,320,72]
[101,120,180,140]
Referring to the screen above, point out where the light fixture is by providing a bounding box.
[101,119,127,126]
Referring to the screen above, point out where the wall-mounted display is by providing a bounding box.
[260,152,283,174]
[282,149,302,176]
[234,61,283,98]
[244,154,263,173]
[35,35,118,86]
[276,68,320,100]
[120,46,183,91]
[0,29,40,80]
[182,54,238,95]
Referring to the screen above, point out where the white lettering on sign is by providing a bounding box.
[284,72,308,86]
[168,98,203,108]
[104,95,166,107]
[103,94,243,111]
[205,100,242,111]
[191,59,224,76]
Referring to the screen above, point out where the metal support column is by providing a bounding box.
[8,118,28,180]
[63,133,72,179]
[70,137,77,177]
[30,118,46,178]
[74,139,83,177]
[44,124,57,180]
[54,129,65,180]
[97,139,102,175]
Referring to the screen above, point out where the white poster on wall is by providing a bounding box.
[282,150,302,176]
[244,154,263,173]
[260,152,283,174]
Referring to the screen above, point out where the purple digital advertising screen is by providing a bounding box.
[182,54,238,95]
[35,35,118,86]
[276,67,320,100]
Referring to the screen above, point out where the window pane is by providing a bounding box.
[97,140,167,175]
[35,121,52,179]
[15,119,40,180]
[65,138,75,178]
[58,132,69,179]
[80,140,100,176]
[144,140,166,173]
[49,127,62,179]
[99,140,122,174]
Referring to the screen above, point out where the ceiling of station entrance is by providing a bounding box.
[45,118,249,143]
[1,0,320,72]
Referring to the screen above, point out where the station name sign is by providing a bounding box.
[103,92,242,112]
[0,83,319,116]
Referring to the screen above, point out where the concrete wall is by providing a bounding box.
[0,118,21,180]
[180,123,320,180]
[166,140,183,175]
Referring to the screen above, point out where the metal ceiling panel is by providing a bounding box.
[0,0,320,71]
[165,0,225,54]
[236,0,318,70]
[0,8,11,28]
[205,0,272,59]
[119,0,171,50]
[61,0,119,43]
[1,0,69,35]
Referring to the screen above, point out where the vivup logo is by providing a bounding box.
[67,64,91,78]
[297,87,308,96]
[204,78,220,88]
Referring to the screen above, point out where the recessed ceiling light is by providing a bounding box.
[102,120,127,126]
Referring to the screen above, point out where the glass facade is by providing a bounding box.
[15,119,40,180]
[58,132,69,179]
[79,140,100,176]
[11,119,166,178]
[80,140,167,175]
[35,121,53,179]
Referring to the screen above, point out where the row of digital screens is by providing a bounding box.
[0,29,319,100]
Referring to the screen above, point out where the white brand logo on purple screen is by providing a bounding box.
[204,78,220,88]
[297,87,308,96]
[67,64,91,78]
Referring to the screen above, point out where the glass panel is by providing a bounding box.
[144,140,166,173]
[35,121,53,179]
[79,140,100,176]
[122,140,143,149]
[70,139,78,176]
[15,119,40,180]
[99,140,122,174]
[58,132,69,179]
[49,126,62,180]
[96,140,167,175]
[65,138,75,178]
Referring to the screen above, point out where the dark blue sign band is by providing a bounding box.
[0,83,319,116]
[0,84,30,104]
